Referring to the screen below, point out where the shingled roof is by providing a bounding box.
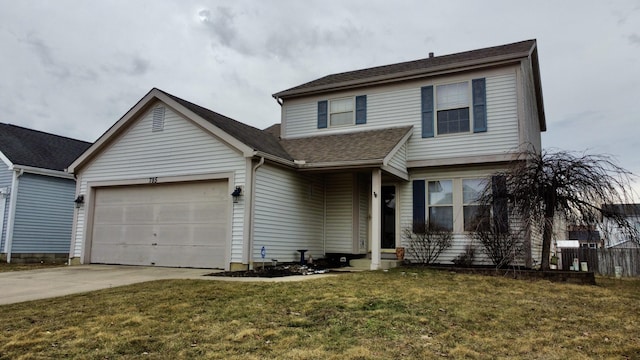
[280,126,412,166]
[273,39,537,99]
[159,90,293,161]
[0,123,92,171]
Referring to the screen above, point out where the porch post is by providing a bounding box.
[370,168,382,270]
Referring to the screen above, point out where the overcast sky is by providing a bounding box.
[1,1,639,193]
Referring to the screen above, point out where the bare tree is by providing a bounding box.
[479,148,639,270]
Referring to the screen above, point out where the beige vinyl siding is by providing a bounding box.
[325,173,354,253]
[281,71,520,164]
[388,143,407,174]
[520,58,542,151]
[408,73,519,160]
[73,105,246,263]
[252,164,324,263]
[358,174,369,253]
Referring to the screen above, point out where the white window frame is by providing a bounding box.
[425,177,489,234]
[462,178,490,232]
[435,81,472,136]
[329,97,354,127]
[427,179,454,231]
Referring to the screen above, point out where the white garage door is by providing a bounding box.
[90,180,229,269]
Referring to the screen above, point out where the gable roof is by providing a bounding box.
[274,40,536,99]
[158,91,292,161]
[0,123,91,171]
[280,126,412,168]
[273,39,546,132]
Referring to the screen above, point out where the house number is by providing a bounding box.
[149,177,158,184]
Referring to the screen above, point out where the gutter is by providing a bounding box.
[247,156,265,270]
[11,164,74,179]
[4,169,23,263]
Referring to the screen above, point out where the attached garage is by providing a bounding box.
[89,180,229,269]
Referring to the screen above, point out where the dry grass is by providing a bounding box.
[0,263,65,272]
[0,268,638,359]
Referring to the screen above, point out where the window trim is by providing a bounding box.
[421,78,487,138]
[435,80,472,136]
[418,177,491,234]
[329,97,355,127]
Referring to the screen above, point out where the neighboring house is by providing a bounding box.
[0,123,92,263]
[68,39,546,270]
[601,204,640,249]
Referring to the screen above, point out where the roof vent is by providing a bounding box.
[428,52,434,58]
[152,106,165,132]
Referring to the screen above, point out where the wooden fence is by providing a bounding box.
[559,248,640,277]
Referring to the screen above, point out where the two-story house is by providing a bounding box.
[67,39,546,270]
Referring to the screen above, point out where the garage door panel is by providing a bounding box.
[91,243,151,266]
[152,244,226,268]
[90,180,229,269]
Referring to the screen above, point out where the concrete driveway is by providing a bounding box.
[0,264,336,305]
[0,265,214,305]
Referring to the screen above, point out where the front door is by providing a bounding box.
[381,185,396,249]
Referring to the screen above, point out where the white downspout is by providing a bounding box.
[4,169,23,263]
[248,157,265,270]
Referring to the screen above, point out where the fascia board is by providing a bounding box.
[67,88,161,173]
[156,92,256,157]
[0,151,13,168]
[382,127,413,166]
[68,88,257,174]
[12,164,74,179]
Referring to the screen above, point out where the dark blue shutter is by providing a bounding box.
[355,95,367,124]
[421,86,434,138]
[317,100,328,129]
[472,78,487,133]
[412,180,426,232]
[491,175,509,233]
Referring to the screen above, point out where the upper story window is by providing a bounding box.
[421,78,486,138]
[317,95,367,129]
[437,82,470,134]
[330,98,354,126]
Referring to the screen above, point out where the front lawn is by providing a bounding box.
[0,262,65,272]
[0,268,638,359]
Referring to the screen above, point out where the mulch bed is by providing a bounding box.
[206,264,330,278]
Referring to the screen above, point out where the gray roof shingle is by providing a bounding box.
[0,123,92,171]
[273,39,536,99]
[280,126,412,165]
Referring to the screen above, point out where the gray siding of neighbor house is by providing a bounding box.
[11,173,75,253]
[253,163,325,263]
[0,166,13,251]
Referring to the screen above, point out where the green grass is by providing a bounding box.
[0,268,638,359]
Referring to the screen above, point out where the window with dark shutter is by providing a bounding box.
[492,175,509,233]
[421,86,434,138]
[472,78,487,133]
[317,100,328,129]
[412,180,426,232]
[355,95,367,124]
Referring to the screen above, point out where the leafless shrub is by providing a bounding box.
[404,224,453,265]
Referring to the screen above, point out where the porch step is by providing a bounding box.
[348,258,402,270]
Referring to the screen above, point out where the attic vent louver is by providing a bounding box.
[152,106,165,132]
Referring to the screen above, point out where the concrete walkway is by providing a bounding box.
[0,265,335,305]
